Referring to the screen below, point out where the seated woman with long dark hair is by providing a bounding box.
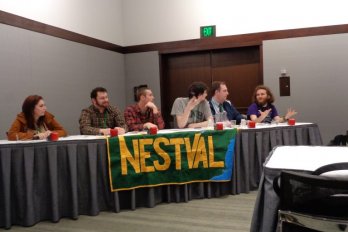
[7,95,67,140]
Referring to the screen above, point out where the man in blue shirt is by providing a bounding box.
[209,81,243,124]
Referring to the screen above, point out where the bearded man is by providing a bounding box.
[79,87,126,135]
[247,85,297,123]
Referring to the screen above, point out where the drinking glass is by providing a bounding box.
[240,119,247,128]
[230,120,236,128]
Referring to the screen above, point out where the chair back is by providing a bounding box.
[274,163,348,231]
[278,169,348,219]
[328,134,348,146]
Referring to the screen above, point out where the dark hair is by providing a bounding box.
[252,85,275,104]
[90,87,107,99]
[136,87,150,102]
[22,95,44,130]
[188,82,208,99]
[211,81,226,96]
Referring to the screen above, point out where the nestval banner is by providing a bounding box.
[107,129,236,191]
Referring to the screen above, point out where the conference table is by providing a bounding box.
[0,123,322,229]
[250,146,348,232]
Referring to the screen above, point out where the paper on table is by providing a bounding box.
[157,128,202,134]
[0,139,47,145]
[58,135,106,141]
[239,122,313,129]
[0,135,107,145]
[123,131,148,136]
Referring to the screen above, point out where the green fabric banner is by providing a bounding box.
[107,129,236,191]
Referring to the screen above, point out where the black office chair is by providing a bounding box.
[274,163,348,232]
[328,134,348,146]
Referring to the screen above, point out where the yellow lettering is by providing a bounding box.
[208,135,224,168]
[119,137,140,175]
[153,137,171,171]
[193,136,208,168]
[139,138,155,173]
[170,138,184,170]
[184,133,201,169]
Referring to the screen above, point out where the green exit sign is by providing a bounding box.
[200,25,216,38]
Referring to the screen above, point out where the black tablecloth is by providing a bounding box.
[232,123,322,195]
[249,146,343,232]
[0,124,322,229]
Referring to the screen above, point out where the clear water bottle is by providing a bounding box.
[240,119,247,128]
[207,117,214,129]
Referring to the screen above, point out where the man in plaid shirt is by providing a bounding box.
[124,87,165,131]
[79,87,127,135]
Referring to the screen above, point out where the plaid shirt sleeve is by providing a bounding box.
[153,110,165,129]
[110,107,127,131]
[79,108,101,135]
[124,106,144,131]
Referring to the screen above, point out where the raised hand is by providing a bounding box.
[187,97,201,110]
[145,102,158,114]
[285,108,297,120]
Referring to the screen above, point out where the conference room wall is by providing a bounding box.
[2,1,348,47]
[0,0,124,45]
[122,0,348,46]
[0,24,126,139]
[124,51,161,107]
[263,33,348,144]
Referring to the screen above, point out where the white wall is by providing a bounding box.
[2,0,348,46]
[123,0,348,46]
[0,0,124,45]
[124,51,161,107]
[0,24,125,138]
[263,33,348,144]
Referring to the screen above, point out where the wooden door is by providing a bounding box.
[160,46,262,128]
[161,52,211,128]
[211,46,261,114]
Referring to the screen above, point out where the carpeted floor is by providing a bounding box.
[9,191,258,232]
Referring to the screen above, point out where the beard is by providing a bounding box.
[257,97,268,106]
[96,100,109,108]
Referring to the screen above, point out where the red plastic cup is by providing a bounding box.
[248,120,256,128]
[215,122,224,130]
[149,126,158,135]
[110,129,118,137]
[49,131,59,141]
[288,118,296,126]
